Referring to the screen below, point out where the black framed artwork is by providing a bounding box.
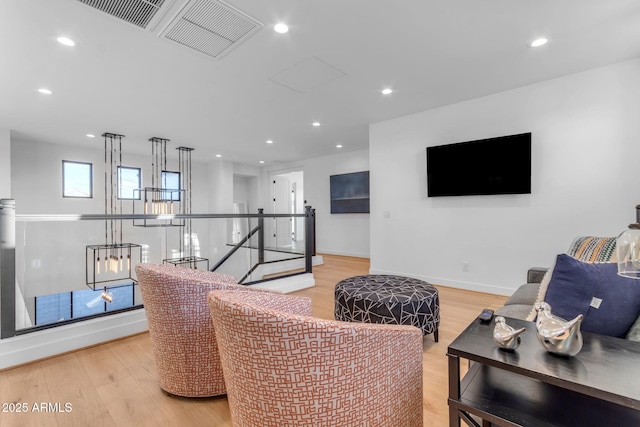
[330,171,370,214]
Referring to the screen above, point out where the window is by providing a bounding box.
[35,284,136,325]
[62,161,92,198]
[161,171,181,201]
[117,166,142,199]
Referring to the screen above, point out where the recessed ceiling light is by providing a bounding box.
[529,37,548,47]
[381,88,393,95]
[86,134,95,138]
[38,88,52,95]
[216,154,222,158]
[259,160,265,164]
[312,122,321,127]
[336,144,343,148]
[274,23,289,34]
[266,140,273,144]
[57,36,76,47]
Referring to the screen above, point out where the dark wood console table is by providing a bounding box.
[447,317,640,426]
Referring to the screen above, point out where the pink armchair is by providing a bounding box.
[207,289,424,426]
[135,264,278,397]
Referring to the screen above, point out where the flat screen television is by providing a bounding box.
[426,132,531,197]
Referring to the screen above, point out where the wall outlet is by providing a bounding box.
[462,261,470,272]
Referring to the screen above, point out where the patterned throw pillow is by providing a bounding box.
[566,236,617,263]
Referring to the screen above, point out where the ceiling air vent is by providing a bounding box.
[159,0,263,59]
[76,0,167,29]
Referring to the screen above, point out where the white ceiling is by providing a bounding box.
[1,0,639,164]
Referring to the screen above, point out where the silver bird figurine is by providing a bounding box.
[493,316,526,350]
[534,302,583,356]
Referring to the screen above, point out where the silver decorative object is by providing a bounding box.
[534,302,583,356]
[493,316,526,350]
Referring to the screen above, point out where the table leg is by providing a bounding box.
[448,353,461,427]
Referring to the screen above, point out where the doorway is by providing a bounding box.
[269,169,304,251]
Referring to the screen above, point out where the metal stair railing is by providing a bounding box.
[210,207,316,284]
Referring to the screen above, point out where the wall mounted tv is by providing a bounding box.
[426,132,531,197]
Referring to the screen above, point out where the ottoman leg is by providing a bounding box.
[434,329,439,343]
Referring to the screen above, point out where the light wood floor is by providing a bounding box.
[0,254,507,426]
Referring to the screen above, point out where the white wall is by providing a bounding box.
[233,163,262,214]
[11,138,211,215]
[267,149,370,258]
[0,128,10,199]
[233,174,260,213]
[233,175,251,206]
[370,58,640,296]
[206,159,234,263]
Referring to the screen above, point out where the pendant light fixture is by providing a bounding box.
[86,133,141,290]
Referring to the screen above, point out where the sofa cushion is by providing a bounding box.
[495,304,535,320]
[544,254,640,338]
[527,267,548,284]
[504,283,541,306]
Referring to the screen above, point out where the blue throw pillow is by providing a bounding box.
[544,253,640,338]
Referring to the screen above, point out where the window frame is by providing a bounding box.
[117,165,142,200]
[161,170,181,201]
[62,160,93,198]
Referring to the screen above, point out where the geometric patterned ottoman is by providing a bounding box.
[335,274,440,342]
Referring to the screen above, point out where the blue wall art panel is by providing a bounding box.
[330,171,370,214]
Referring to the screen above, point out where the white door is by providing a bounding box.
[230,201,247,244]
[273,176,292,249]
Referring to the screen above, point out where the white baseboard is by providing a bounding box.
[368,268,513,296]
[316,248,370,259]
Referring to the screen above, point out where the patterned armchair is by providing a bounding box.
[135,264,278,397]
[207,289,424,426]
